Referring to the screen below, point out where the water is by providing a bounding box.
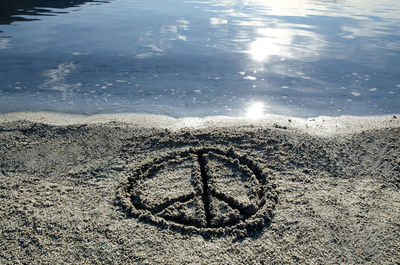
[0,0,399,118]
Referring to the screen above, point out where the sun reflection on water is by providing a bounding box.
[249,37,281,62]
[246,102,265,119]
[247,26,323,62]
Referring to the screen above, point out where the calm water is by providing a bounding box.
[0,0,399,117]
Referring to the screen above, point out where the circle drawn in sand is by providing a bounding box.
[118,147,277,235]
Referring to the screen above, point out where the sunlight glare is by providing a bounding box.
[249,38,280,61]
[248,28,291,62]
[246,102,265,119]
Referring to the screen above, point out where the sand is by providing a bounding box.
[0,112,399,264]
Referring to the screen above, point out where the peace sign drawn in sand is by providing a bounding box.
[119,147,277,236]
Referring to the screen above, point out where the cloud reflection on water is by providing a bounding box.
[0,37,11,49]
[41,62,77,100]
[137,19,189,58]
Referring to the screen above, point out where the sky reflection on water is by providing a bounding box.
[0,0,399,117]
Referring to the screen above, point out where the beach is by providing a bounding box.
[1,112,399,264]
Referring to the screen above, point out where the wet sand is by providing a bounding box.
[1,112,399,264]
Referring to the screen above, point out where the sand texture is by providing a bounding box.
[0,113,399,264]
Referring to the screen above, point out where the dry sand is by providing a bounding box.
[0,112,399,264]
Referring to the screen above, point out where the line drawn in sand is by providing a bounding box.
[117,147,278,236]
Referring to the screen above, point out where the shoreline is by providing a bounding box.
[1,111,399,136]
